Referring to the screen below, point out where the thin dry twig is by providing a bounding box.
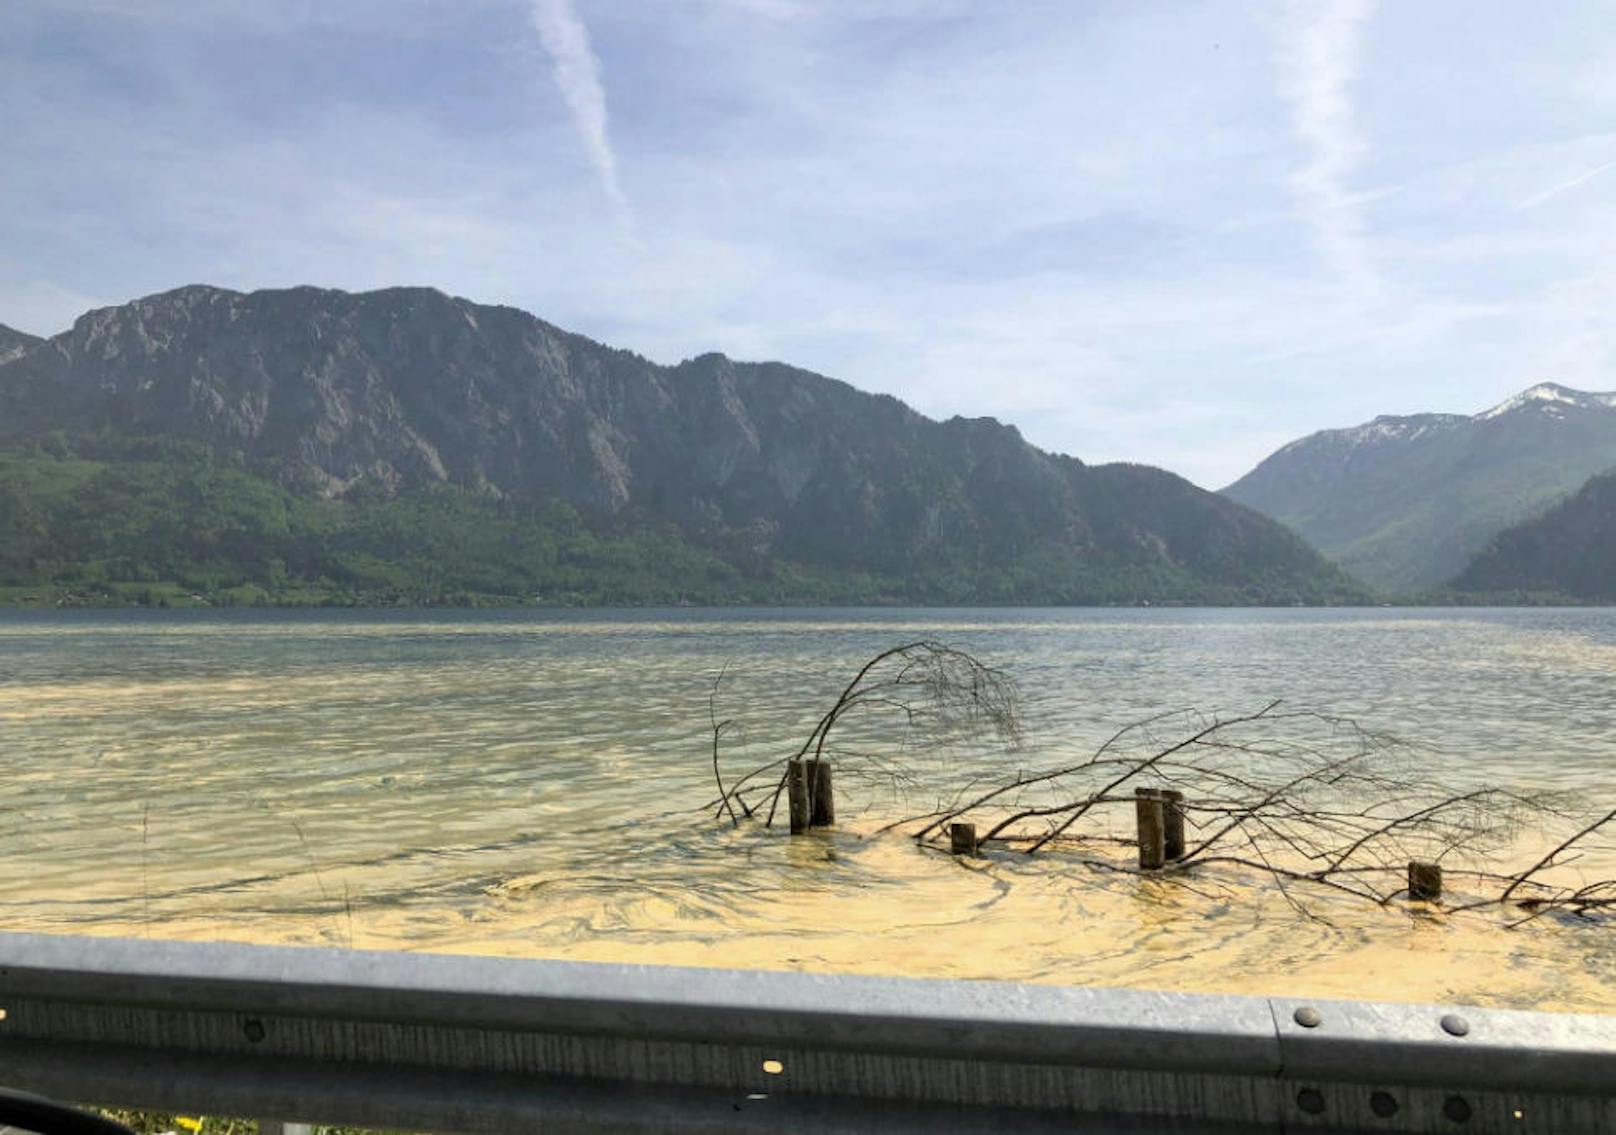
[710,641,1018,829]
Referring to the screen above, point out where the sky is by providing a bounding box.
[4,1,1616,487]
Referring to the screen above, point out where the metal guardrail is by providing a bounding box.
[0,930,1610,1133]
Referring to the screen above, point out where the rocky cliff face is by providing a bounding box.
[0,284,1361,600]
[1223,384,1616,594]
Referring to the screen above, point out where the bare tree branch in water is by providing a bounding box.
[1451,807,1616,922]
[709,664,741,828]
[703,643,1612,926]
[1499,807,1616,904]
[706,641,1019,827]
[884,704,1609,924]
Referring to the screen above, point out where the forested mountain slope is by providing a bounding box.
[1451,471,1616,602]
[0,285,1363,606]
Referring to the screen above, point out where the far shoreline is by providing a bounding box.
[2,597,1612,614]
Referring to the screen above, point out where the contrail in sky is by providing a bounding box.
[1277,0,1378,298]
[529,0,627,208]
[1515,155,1616,212]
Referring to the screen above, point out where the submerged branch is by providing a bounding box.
[701,643,1611,928]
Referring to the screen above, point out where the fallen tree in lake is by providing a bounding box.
[706,644,1615,926]
[710,640,1020,832]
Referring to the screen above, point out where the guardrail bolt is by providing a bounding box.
[1443,1096,1472,1123]
[1295,1088,1326,1115]
[243,1018,267,1043]
[1370,1091,1399,1118]
[1440,1013,1470,1037]
[1293,1006,1322,1028]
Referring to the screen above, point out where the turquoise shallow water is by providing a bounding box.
[1,607,1612,1007]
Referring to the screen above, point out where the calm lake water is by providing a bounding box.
[2,607,1612,1010]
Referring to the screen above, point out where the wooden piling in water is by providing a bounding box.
[787,759,809,835]
[810,759,835,826]
[1408,860,1442,901]
[950,822,977,856]
[1135,788,1166,870]
[1161,788,1186,861]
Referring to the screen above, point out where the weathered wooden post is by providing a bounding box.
[1135,788,1165,870]
[810,759,835,826]
[1161,788,1186,861]
[1408,861,1442,901]
[787,759,810,835]
[950,822,977,856]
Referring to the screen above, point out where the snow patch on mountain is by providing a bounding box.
[1342,415,1465,445]
[1270,413,1465,460]
[1476,382,1616,422]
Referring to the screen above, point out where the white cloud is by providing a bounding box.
[527,0,628,210]
[1276,0,1379,300]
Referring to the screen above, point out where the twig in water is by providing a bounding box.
[709,665,741,827]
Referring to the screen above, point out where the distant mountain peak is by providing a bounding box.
[1476,381,1616,422]
[1225,379,1616,593]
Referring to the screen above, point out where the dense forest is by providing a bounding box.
[1448,471,1616,603]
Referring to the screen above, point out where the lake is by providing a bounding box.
[1,607,1612,1010]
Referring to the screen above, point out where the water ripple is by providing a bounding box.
[1,607,1612,1009]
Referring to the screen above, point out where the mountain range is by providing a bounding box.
[1223,383,1616,594]
[0,285,1363,607]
